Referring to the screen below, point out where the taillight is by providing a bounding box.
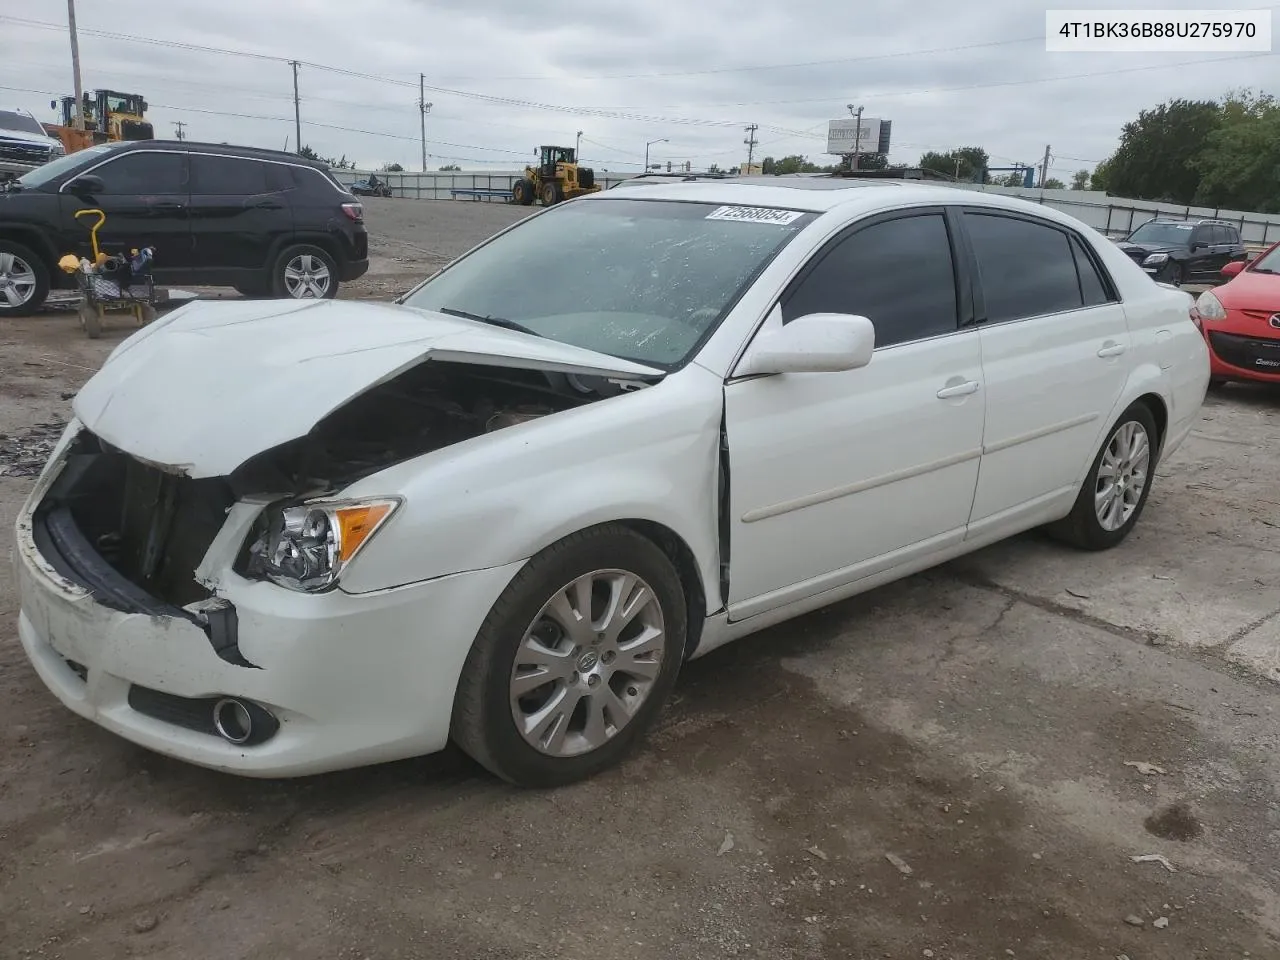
[341,202,364,222]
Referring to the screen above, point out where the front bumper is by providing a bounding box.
[15,456,522,778]
[1204,327,1280,382]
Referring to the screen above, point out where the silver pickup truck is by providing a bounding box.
[0,108,65,181]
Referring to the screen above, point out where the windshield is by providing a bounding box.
[0,111,46,136]
[1127,222,1194,245]
[1249,244,1280,274]
[15,143,116,189]
[402,197,816,368]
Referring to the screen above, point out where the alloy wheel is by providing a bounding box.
[1094,420,1151,531]
[282,254,332,298]
[0,252,38,308]
[509,569,666,757]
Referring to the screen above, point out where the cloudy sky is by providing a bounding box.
[3,2,1276,177]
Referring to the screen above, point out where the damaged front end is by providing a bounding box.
[35,359,642,625]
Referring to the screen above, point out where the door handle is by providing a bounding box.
[1097,342,1126,358]
[150,201,184,211]
[250,200,283,210]
[936,380,980,399]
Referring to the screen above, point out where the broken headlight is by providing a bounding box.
[246,497,401,592]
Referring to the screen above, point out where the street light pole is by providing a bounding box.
[645,138,667,172]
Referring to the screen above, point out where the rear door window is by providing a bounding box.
[963,212,1083,322]
[190,154,269,195]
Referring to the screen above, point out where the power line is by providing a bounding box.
[436,36,1045,82]
[1,17,1042,83]
[0,83,533,158]
[629,51,1279,109]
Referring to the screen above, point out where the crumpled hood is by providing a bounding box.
[73,298,664,478]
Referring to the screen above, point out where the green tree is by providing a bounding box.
[437,163,461,171]
[1193,95,1280,212]
[919,147,989,182]
[1042,177,1066,189]
[1090,157,1112,192]
[381,162,405,172]
[1103,98,1221,202]
[1070,169,1091,189]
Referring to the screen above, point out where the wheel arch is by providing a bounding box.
[614,518,709,659]
[0,226,58,270]
[267,233,343,270]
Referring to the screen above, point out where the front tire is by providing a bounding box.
[1160,261,1184,286]
[272,244,338,300]
[512,179,534,206]
[0,240,50,317]
[452,524,687,788]
[1048,401,1159,551]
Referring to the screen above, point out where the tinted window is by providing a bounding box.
[1225,225,1242,244]
[93,151,186,194]
[190,154,269,195]
[782,213,958,348]
[965,213,1081,323]
[1128,221,1194,245]
[1070,234,1112,307]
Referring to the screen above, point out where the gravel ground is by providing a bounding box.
[1,198,1279,960]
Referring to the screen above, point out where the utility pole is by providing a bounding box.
[418,75,432,173]
[744,123,758,171]
[290,61,301,155]
[173,120,186,141]
[576,130,583,160]
[66,0,85,131]
[852,105,863,171]
[1039,144,1052,188]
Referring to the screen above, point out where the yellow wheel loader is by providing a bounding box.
[512,146,602,206]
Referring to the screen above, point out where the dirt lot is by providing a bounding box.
[2,198,1279,960]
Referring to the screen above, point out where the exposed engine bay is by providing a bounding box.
[35,360,647,609]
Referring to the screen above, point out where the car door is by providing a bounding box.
[960,210,1132,535]
[58,149,192,274]
[1208,225,1238,276]
[723,208,986,620]
[1186,224,1218,283]
[187,153,293,286]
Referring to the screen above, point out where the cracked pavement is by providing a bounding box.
[1,198,1278,959]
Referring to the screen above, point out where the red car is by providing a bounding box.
[1193,240,1280,385]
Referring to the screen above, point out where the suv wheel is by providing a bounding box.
[272,245,338,300]
[0,240,49,317]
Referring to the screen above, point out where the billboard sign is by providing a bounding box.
[826,118,889,156]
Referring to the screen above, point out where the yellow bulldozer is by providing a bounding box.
[43,90,154,156]
[512,145,601,206]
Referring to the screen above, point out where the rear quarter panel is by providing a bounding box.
[1092,236,1209,463]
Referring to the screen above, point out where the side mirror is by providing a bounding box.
[1220,260,1246,280]
[67,174,104,197]
[736,313,875,377]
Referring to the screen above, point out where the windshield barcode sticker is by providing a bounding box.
[705,206,805,225]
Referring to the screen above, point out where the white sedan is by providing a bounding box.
[14,178,1209,787]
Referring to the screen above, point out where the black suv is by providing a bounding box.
[0,140,369,316]
[1115,218,1247,286]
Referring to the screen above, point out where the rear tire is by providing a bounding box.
[1047,401,1159,551]
[271,244,338,300]
[452,524,687,788]
[0,240,50,317]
